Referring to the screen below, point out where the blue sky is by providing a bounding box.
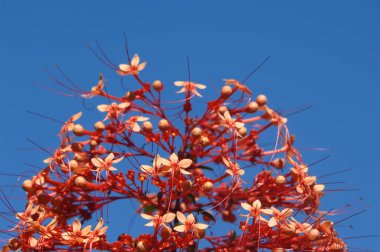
[0,1,379,250]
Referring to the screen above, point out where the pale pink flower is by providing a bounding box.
[218,110,244,136]
[61,112,82,134]
[241,200,273,222]
[223,79,252,96]
[91,153,124,177]
[160,153,193,175]
[97,102,130,121]
[61,219,92,244]
[173,211,208,233]
[124,116,149,132]
[174,81,206,97]
[268,207,293,228]
[118,54,147,75]
[140,212,176,229]
[222,157,245,177]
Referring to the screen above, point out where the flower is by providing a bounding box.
[89,218,108,243]
[218,110,244,136]
[61,219,92,244]
[140,212,176,229]
[91,153,124,177]
[241,200,273,222]
[173,211,208,233]
[174,81,206,97]
[97,102,130,121]
[268,207,293,228]
[222,157,245,177]
[118,54,147,75]
[160,153,193,175]
[60,112,82,134]
[124,116,150,132]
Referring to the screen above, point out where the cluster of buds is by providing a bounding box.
[2,53,347,251]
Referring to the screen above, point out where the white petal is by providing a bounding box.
[241,202,252,211]
[176,211,187,224]
[97,104,109,112]
[178,159,192,168]
[131,54,140,66]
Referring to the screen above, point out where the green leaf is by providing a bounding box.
[144,205,156,213]
[186,194,196,203]
[198,165,213,171]
[199,211,216,222]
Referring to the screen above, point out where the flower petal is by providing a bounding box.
[178,159,192,168]
[174,224,186,232]
[131,54,140,66]
[241,202,252,211]
[176,211,187,224]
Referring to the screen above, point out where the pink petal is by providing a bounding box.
[178,159,192,168]
[131,54,140,66]
[176,211,187,224]
[174,225,186,232]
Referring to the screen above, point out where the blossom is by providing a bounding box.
[218,110,244,136]
[241,200,273,222]
[61,219,92,244]
[140,212,176,229]
[118,54,147,75]
[91,153,124,176]
[222,157,245,177]
[140,155,166,176]
[223,79,252,96]
[268,207,293,228]
[89,218,108,243]
[97,102,130,121]
[174,81,206,97]
[173,211,208,233]
[124,116,149,132]
[160,153,193,175]
[61,112,82,134]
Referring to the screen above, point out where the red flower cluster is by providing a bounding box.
[3,53,347,251]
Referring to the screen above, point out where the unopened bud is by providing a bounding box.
[125,91,136,101]
[94,121,105,132]
[313,184,325,193]
[218,106,228,114]
[272,249,286,252]
[221,85,233,97]
[203,181,214,192]
[256,94,267,106]
[194,228,206,239]
[22,180,33,192]
[191,127,202,137]
[275,175,286,184]
[142,121,153,132]
[90,140,98,147]
[153,80,163,91]
[73,124,85,136]
[271,158,286,169]
[238,127,247,137]
[199,136,210,146]
[182,180,192,191]
[75,176,88,187]
[304,176,316,186]
[8,238,21,250]
[307,229,320,240]
[69,160,79,171]
[158,119,170,131]
[71,142,83,152]
[247,101,259,113]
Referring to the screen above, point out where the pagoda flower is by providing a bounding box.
[174,81,206,97]
[268,207,294,228]
[140,212,176,229]
[240,200,273,222]
[223,79,252,96]
[87,218,108,243]
[160,153,193,175]
[287,217,313,234]
[222,157,245,177]
[140,154,167,176]
[218,110,245,137]
[43,145,71,168]
[118,54,147,76]
[39,216,59,239]
[124,116,150,133]
[61,219,92,244]
[97,102,130,121]
[91,153,124,179]
[173,211,208,233]
[15,202,41,225]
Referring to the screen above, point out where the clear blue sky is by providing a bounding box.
[0,1,379,250]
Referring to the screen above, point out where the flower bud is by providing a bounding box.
[191,127,202,137]
[271,158,286,169]
[307,229,320,240]
[75,176,88,187]
[94,121,105,132]
[218,106,228,114]
[221,85,232,97]
[73,124,85,136]
[256,94,267,106]
[8,238,21,250]
[238,127,247,137]
[22,180,33,192]
[194,228,206,239]
[71,142,83,152]
[199,136,210,146]
[153,80,163,91]
[142,121,153,132]
[158,119,170,131]
[275,175,286,184]
[247,101,259,113]
[203,181,214,192]
[313,184,325,193]
[182,180,193,191]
